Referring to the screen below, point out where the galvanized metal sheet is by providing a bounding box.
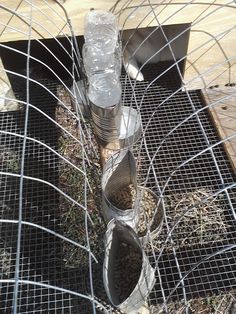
[103,219,156,313]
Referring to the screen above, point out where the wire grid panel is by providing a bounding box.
[0,64,235,313]
[121,69,236,305]
[112,0,236,90]
[0,1,101,313]
[0,82,97,313]
[114,3,236,310]
[0,1,236,314]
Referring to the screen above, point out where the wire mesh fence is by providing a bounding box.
[0,0,236,313]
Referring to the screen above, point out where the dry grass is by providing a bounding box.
[150,293,236,314]
[145,188,230,252]
[0,243,11,278]
[109,184,162,238]
[56,86,106,269]
[149,190,234,314]
[166,189,230,247]
[0,145,20,173]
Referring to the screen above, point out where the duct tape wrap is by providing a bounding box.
[103,219,156,313]
[102,149,139,230]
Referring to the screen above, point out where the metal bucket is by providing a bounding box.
[101,149,139,230]
[103,219,156,313]
[136,186,164,245]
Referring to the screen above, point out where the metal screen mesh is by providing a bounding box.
[123,65,236,305]
[0,61,235,312]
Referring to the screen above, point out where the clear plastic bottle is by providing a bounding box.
[84,10,122,108]
[88,73,121,108]
[82,44,119,77]
[84,10,119,54]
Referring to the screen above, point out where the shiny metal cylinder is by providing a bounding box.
[91,104,142,147]
[101,149,139,230]
[90,100,122,143]
[103,219,156,313]
[137,186,164,245]
[119,106,141,148]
